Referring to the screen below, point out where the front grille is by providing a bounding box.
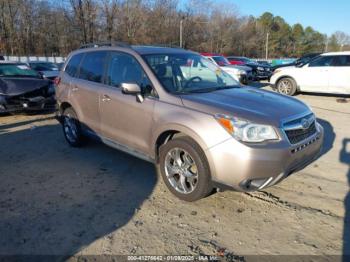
[283,114,317,144]
[285,121,317,144]
[20,87,48,98]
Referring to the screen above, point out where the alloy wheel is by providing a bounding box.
[278,79,292,95]
[164,147,199,194]
[63,114,78,143]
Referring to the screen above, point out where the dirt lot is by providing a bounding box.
[0,86,349,259]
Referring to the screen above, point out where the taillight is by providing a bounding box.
[54,77,61,86]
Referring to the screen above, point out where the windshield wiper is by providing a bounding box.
[182,85,240,94]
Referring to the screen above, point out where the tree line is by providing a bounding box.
[0,0,349,58]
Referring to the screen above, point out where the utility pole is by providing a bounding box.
[265,32,269,60]
[179,19,183,48]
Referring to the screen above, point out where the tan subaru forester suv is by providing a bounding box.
[55,43,324,201]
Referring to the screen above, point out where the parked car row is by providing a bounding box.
[226,56,273,80]
[201,53,253,84]
[200,53,273,83]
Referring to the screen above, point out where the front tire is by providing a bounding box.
[159,137,212,201]
[62,107,85,147]
[276,77,297,96]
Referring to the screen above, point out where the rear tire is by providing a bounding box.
[276,77,297,96]
[159,137,212,201]
[62,107,85,147]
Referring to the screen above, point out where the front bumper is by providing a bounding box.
[254,70,272,80]
[206,123,324,191]
[0,95,56,113]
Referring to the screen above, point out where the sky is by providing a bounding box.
[182,0,350,36]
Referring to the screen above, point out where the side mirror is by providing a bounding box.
[121,83,141,94]
[121,82,144,103]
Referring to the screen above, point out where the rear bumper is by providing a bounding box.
[206,123,324,191]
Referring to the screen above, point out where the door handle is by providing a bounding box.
[71,86,79,92]
[102,94,111,102]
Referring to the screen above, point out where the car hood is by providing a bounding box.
[220,66,239,73]
[248,62,271,69]
[40,71,59,78]
[180,87,311,127]
[274,65,296,71]
[0,77,51,96]
[227,65,252,72]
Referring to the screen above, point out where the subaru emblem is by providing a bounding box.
[301,118,311,129]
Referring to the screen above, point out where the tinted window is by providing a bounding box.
[309,56,334,67]
[106,52,152,93]
[65,53,84,77]
[212,56,230,66]
[332,56,350,67]
[78,51,107,83]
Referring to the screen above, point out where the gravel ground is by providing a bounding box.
[0,85,349,259]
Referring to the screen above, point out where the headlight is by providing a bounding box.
[257,66,264,71]
[238,70,246,75]
[273,69,282,74]
[215,114,279,143]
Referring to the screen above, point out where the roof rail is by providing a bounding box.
[79,41,131,49]
[146,43,183,49]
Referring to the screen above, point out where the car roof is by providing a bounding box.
[0,61,27,65]
[321,51,350,56]
[132,45,197,55]
[29,61,56,63]
[227,56,247,59]
[70,45,198,58]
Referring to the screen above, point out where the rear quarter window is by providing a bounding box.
[65,53,84,77]
[333,55,350,67]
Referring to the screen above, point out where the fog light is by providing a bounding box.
[0,104,5,111]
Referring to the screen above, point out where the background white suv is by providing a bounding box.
[270,52,350,95]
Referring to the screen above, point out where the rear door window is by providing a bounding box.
[65,53,84,77]
[105,52,153,93]
[309,56,334,67]
[78,51,108,83]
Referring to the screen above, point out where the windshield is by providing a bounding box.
[143,53,239,94]
[0,64,41,78]
[29,62,59,71]
[211,56,231,66]
[296,55,320,67]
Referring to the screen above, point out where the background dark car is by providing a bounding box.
[29,61,60,80]
[272,53,321,71]
[0,62,56,114]
[226,56,272,80]
[257,60,271,66]
[56,62,65,70]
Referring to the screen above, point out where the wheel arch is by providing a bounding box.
[59,101,73,114]
[153,125,210,164]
